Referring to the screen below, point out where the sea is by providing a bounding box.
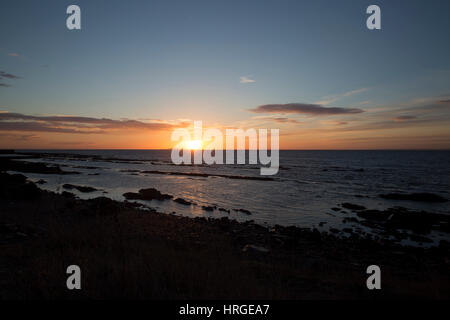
[7,150,450,246]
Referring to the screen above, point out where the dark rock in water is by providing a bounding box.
[380,192,447,203]
[218,207,231,213]
[233,208,252,215]
[123,188,173,201]
[63,184,98,193]
[331,207,341,212]
[0,158,79,175]
[201,205,215,211]
[174,198,192,205]
[356,206,450,235]
[36,179,47,185]
[341,203,366,211]
[329,228,339,234]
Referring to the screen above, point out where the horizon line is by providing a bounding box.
[4,148,450,152]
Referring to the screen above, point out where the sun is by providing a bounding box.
[185,140,203,150]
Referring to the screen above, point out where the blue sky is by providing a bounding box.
[1,0,450,148]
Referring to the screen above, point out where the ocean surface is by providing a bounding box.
[9,150,450,245]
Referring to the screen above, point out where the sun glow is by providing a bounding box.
[185,140,203,150]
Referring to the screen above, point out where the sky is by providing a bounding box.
[1,0,450,149]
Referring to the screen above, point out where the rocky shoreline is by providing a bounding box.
[1,166,450,298]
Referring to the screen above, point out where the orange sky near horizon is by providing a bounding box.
[1,119,449,150]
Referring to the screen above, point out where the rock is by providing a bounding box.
[356,206,450,235]
[242,244,269,254]
[123,188,173,201]
[63,184,98,193]
[201,205,215,211]
[35,179,47,184]
[0,158,79,175]
[341,203,366,211]
[174,198,192,205]
[233,208,252,215]
[380,193,447,203]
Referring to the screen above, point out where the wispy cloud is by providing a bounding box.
[0,133,39,141]
[0,112,189,134]
[0,70,21,88]
[269,117,300,124]
[7,53,20,57]
[249,103,364,115]
[0,71,21,80]
[392,115,416,122]
[316,88,368,105]
[240,76,255,83]
[321,120,348,126]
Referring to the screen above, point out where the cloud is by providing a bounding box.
[392,115,416,122]
[0,133,39,141]
[269,117,301,124]
[249,103,364,115]
[0,71,21,88]
[316,88,368,105]
[0,71,21,79]
[0,112,189,134]
[240,76,255,83]
[322,120,348,126]
[7,53,20,57]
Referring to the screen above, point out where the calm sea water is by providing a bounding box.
[12,150,450,243]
